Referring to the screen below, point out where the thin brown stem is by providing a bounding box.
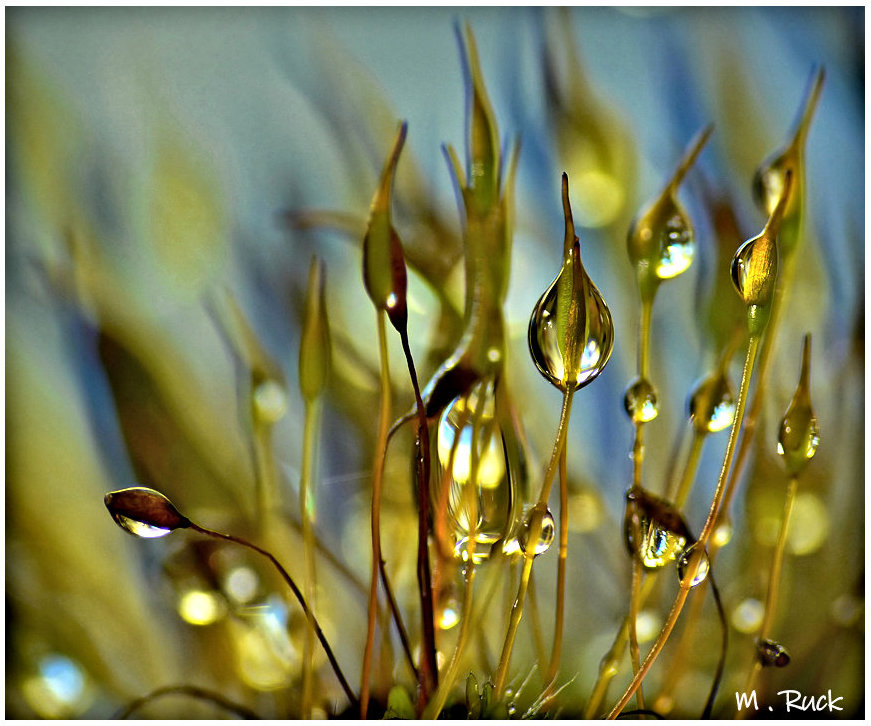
[544,447,569,692]
[187,523,357,706]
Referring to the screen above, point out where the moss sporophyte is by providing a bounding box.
[92,19,845,721]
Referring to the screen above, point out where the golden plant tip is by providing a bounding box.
[777,333,819,476]
[299,255,332,402]
[104,487,190,538]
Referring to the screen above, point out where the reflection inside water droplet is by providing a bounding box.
[676,542,710,587]
[689,373,735,433]
[655,213,694,279]
[519,505,555,557]
[528,263,613,390]
[624,377,659,423]
[112,514,173,539]
[434,379,516,564]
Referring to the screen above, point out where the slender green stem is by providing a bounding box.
[493,387,575,699]
[670,430,706,509]
[544,447,569,692]
[300,397,322,719]
[742,476,798,705]
[628,559,646,712]
[360,311,392,719]
[252,419,276,532]
[187,523,357,706]
[606,335,760,719]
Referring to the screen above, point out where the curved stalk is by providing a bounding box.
[360,311,392,718]
[187,522,357,706]
[116,684,260,720]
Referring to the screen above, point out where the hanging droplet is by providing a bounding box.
[627,125,712,301]
[623,376,659,423]
[777,334,819,477]
[529,174,614,391]
[756,638,791,668]
[518,504,555,557]
[676,542,710,587]
[104,487,191,538]
[730,171,793,336]
[688,371,735,433]
[623,488,690,570]
[434,378,515,564]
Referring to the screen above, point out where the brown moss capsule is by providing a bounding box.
[104,487,190,538]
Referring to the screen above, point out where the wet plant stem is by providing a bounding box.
[360,310,392,719]
[398,325,439,707]
[544,447,569,693]
[628,559,646,713]
[186,522,357,706]
[422,474,479,719]
[606,334,760,719]
[741,475,798,709]
[670,430,706,508]
[493,386,575,700]
[300,396,322,719]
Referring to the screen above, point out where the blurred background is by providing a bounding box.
[6,7,864,719]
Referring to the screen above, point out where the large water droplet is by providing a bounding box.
[689,372,736,433]
[519,504,555,557]
[434,379,515,563]
[676,542,710,587]
[528,270,613,390]
[624,489,689,570]
[624,377,659,423]
[756,638,791,668]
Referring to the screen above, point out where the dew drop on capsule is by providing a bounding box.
[756,638,791,668]
[777,334,819,476]
[112,514,174,539]
[519,504,555,557]
[688,372,735,433]
[676,542,710,587]
[528,265,613,390]
[623,376,659,423]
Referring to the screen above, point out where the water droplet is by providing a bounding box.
[529,174,614,391]
[676,542,710,587]
[178,589,226,626]
[624,489,689,570]
[434,379,516,563]
[528,266,613,391]
[730,232,776,308]
[655,211,695,279]
[253,379,287,424]
[756,638,791,668]
[112,514,174,539]
[753,158,790,218]
[732,598,765,634]
[623,377,659,423]
[519,504,555,557]
[688,371,736,433]
[778,334,819,476]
